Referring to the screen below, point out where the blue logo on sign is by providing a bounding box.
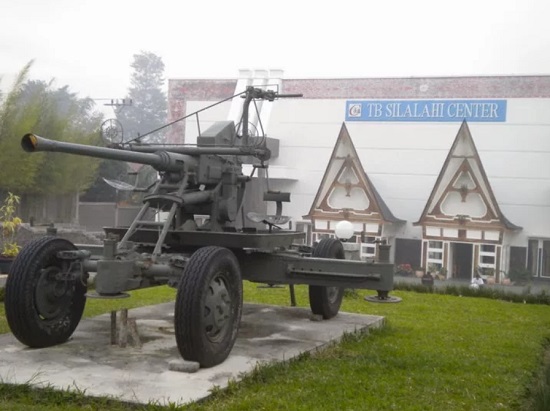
[345,100,507,122]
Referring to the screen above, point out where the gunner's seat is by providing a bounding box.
[247,191,291,230]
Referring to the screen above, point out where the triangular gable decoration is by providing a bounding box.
[416,120,520,232]
[306,123,402,224]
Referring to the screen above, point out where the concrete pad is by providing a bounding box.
[0,302,384,406]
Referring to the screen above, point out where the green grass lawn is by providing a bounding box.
[0,283,549,410]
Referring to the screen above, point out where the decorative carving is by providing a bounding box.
[459,184,468,202]
[343,208,351,219]
[344,179,352,197]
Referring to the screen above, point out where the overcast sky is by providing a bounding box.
[1,0,550,109]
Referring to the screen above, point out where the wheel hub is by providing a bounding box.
[35,267,72,320]
[204,274,231,342]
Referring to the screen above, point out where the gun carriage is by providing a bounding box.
[4,87,394,368]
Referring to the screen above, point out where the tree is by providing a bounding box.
[0,62,103,195]
[0,62,41,191]
[116,51,168,144]
[81,51,169,203]
[19,81,102,195]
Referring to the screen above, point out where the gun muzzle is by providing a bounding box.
[21,133,39,152]
[21,133,197,173]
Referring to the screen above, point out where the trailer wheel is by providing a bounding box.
[309,238,345,319]
[4,237,87,348]
[175,246,243,368]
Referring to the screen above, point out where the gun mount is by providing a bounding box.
[22,125,252,233]
[4,86,395,368]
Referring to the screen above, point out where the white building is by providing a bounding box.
[168,71,550,282]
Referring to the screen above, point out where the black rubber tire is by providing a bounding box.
[4,236,87,348]
[174,246,243,368]
[309,238,345,319]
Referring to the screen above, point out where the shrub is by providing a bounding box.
[508,268,534,285]
[0,192,22,257]
[393,280,550,305]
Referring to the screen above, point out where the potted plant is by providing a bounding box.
[395,263,413,277]
[486,271,496,285]
[427,263,439,275]
[437,267,447,281]
[421,271,435,287]
[482,268,495,284]
[0,192,22,273]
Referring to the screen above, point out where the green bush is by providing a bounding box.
[393,280,550,305]
[508,268,534,285]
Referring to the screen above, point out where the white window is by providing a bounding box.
[426,227,440,236]
[365,223,380,234]
[467,230,482,240]
[443,228,458,238]
[360,236,379,261]
[484,231,500,241]
[528,239,550,278]
[478,244,497,271]
[426,240,444,270]
[315,220,329,230]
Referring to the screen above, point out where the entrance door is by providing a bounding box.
[452,243,473,280]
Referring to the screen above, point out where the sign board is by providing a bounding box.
[346,100,507,122]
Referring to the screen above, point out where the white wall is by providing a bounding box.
[180,96,550,246]
[263,98,550,245]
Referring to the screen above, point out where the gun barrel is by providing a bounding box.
[127,144,270,160]
[21,134,196,173]
[277,93,304,98]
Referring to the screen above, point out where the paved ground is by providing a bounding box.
[0,302,384,406]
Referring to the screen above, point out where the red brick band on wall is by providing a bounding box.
[168,79,237,144]
[167,76,550,142]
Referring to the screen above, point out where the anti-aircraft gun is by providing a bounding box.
[4,86,394,368]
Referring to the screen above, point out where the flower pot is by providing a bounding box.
[0,256,14,274]
[421,276,434,286]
